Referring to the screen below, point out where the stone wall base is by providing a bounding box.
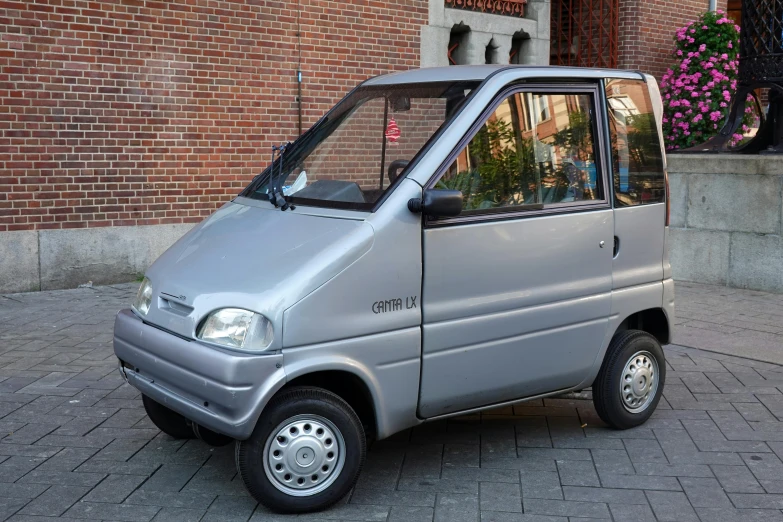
[0,224,194,293]
[668,154,783,293]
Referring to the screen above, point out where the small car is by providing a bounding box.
[114,65,674,513]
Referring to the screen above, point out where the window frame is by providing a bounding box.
[424,82,611,228]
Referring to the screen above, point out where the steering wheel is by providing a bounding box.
[387,160,409,184]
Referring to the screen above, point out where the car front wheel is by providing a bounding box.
[235,387,366,513]
[592,330,666,429]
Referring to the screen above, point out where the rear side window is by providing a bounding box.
[605,79,665,206]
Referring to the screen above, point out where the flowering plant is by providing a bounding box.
[660,10,753,150]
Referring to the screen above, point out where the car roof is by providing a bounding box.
[362,65,646,86]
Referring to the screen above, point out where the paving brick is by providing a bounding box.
[433,493,478,522]
[561,486,647,505]
[18,485,90,516]
[0,483,48,501]
[608,503,656,522]
[75,459,160,476]
[711,464,765,493]
[125,490,217,510]
[481,513,566,521]
[522,498,610,519]
[730,493,783,509]
[398,477,479,494]
[742,453,783,481]
[444,444,480,468]
[0,498,29,522]
[441,467,519,484]
[351,489,436,507]
[516,449,592,461]
[590,450,635,476]
[401,444,443,479]
[0,456,48,484]
[388,505,435,522]
[150,507,207,522]
[645,490,699,521]
[694,506,783,521]
[82,474,147,503]
[142,464,201,492]
[555,461,599,487]
[17,470,105,488]
[598,474,682,491]
[678,476,732,508]
[482,457,557,472]
[519,471,562,500]
[479,482,521,513]
[64,502,161,522]
[631,463,713,477]
[200,495,257,522]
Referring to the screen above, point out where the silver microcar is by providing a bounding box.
[114,65,674,513]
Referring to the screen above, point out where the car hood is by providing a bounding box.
[142,201,374,344]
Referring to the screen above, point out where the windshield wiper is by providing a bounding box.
[268,143,293,211]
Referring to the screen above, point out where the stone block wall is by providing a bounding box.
[668,154,783,293]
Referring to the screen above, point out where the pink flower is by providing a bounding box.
[693,114,703,122]
[710,110,722,122]
[699,44,707,52]
[728,41,733,48]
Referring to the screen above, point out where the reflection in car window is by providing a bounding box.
[436,92,600,212]
[605,79,665,206]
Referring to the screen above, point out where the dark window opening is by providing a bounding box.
[448,24,470,65]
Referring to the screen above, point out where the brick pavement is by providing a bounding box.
[0,283,782,521]
[674,282,783,365]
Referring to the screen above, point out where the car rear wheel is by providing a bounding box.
[592,330,666,429]
[141,394,195,439]
[235,386,366,513]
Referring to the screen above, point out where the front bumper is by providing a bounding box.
[113,309,286,439]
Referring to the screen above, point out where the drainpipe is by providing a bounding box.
[709,0,717,11]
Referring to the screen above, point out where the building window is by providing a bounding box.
[448,25,470,65]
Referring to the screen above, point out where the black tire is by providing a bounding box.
[142,394,195,439]
[593,330,666,430]
[236,386,366,514]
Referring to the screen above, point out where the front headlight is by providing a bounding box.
[197,308,274,352]
[132,277,153,316]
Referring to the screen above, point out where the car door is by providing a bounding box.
[418,85,615,418]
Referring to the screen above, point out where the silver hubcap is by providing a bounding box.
[263,414,345,497]
[620,350,659,413]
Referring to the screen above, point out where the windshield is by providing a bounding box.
[241,81,480,210]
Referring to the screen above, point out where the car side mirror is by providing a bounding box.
[408,189,463,218]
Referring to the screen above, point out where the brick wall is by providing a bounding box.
[618,0,728,80]
[0,0,427,232]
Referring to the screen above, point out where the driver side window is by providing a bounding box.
[437,91,600,212]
